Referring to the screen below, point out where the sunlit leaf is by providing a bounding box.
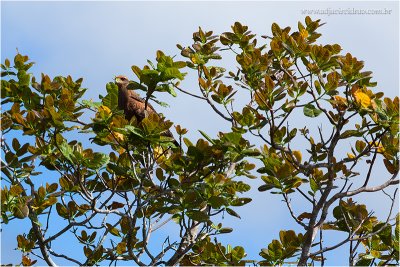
[303,104,322,117]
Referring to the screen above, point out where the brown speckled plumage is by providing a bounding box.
[115,75,179,146]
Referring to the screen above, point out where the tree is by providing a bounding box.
[1,17,398,266]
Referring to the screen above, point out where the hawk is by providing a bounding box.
[115,75,179,147]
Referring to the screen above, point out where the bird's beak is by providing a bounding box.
[114,76,119,83]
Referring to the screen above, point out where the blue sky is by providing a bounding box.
[1,1,399,265]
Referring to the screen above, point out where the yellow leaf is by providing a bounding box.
[332,95,348,110]
[347,153,356,159]
[293,150,302,163]
[300,29,309,39]
[153,146,168,164]
[96,105,112,119]
[110,116,128,128]
[99,105,111,114]
[369,141,385,153]
[334,95,346,102]
[353,90,371,108]
[22,255,35,266]
[116,242,127,255]
[112,132,125,143]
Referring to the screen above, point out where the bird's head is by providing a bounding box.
[114,75,129,88]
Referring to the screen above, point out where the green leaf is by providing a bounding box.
[5,58,10,68]
[375,223,392,246]
[340,130,363,139]
[127,81,147,91]
[258,184,275,192]
[12,138,21,151]
[167,85,177,97]
[183,137,193,147]
[221,132,242,145]
[155,168,164,181]
[106,223,121,237]
[102,82,118,109]
[48,108,64,128]
[56,203,69,219]
[85,153,110,170]
[271,23,282,37]
[219,227,233,234]
[355,140,366,153]
[156,84,177,97]
[187,210,209,222]
[231,198,252,206]
[116,242,126,255]
[92,246,104,262]
[303,103,322,117]
[38,186,46,199]
[141,69,159,80]
[124,125,144,138]
[310,178,318,193]
[13,203,29,219]
[208,196,225,209]
[173,61,186,69]
[199,130,215,144]
[46,183,58,193]
[162,68,185,81]
[314,80,322,94]
[131,65,142,79]
[59,141,74,163]
[81,100,102,109]
[226,208,241,219]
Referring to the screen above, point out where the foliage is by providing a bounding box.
[1,17,398,266]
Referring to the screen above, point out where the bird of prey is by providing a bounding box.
[115,75,179,147]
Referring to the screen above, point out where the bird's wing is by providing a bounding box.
[125,91,158,120]
[125,91,179,146]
